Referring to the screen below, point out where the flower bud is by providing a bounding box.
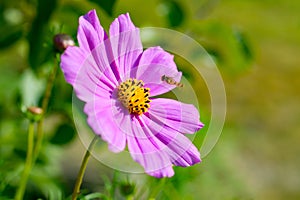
[53,34,75,52]
[25,106,43,122]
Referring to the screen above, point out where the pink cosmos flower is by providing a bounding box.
[60,9,204,177]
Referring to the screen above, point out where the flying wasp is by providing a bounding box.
[161,75,183,87]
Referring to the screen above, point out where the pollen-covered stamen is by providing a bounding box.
[118,79,151,115]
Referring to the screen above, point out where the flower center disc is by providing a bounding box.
[117,79,151,115]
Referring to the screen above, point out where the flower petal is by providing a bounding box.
[109,13,143,81]
[61,10,116,88]
[84,98,126,152]
[61,45,119,102]
[71,50,117,103]
[60,46,86,85]
[78,9,107,52]
[126,108,201,177]
[135,46,182,96]
[154,127,201,167]
[126,116,175,178]
[143,112,201,167]
[149,98,204,134]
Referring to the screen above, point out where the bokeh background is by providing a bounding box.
[1,0,300,199]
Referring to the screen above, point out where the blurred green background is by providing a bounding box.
[1,0,300,199]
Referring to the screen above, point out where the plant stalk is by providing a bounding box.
[33,54,59,161]
[14,121,35,200]
[71,136,98,200]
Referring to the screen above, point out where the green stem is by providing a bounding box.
[72,136,98,200]
[15,121,35,200]
[33,54,59,161]
[42,54,59,113]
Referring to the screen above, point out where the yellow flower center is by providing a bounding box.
[117,79,151,115]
